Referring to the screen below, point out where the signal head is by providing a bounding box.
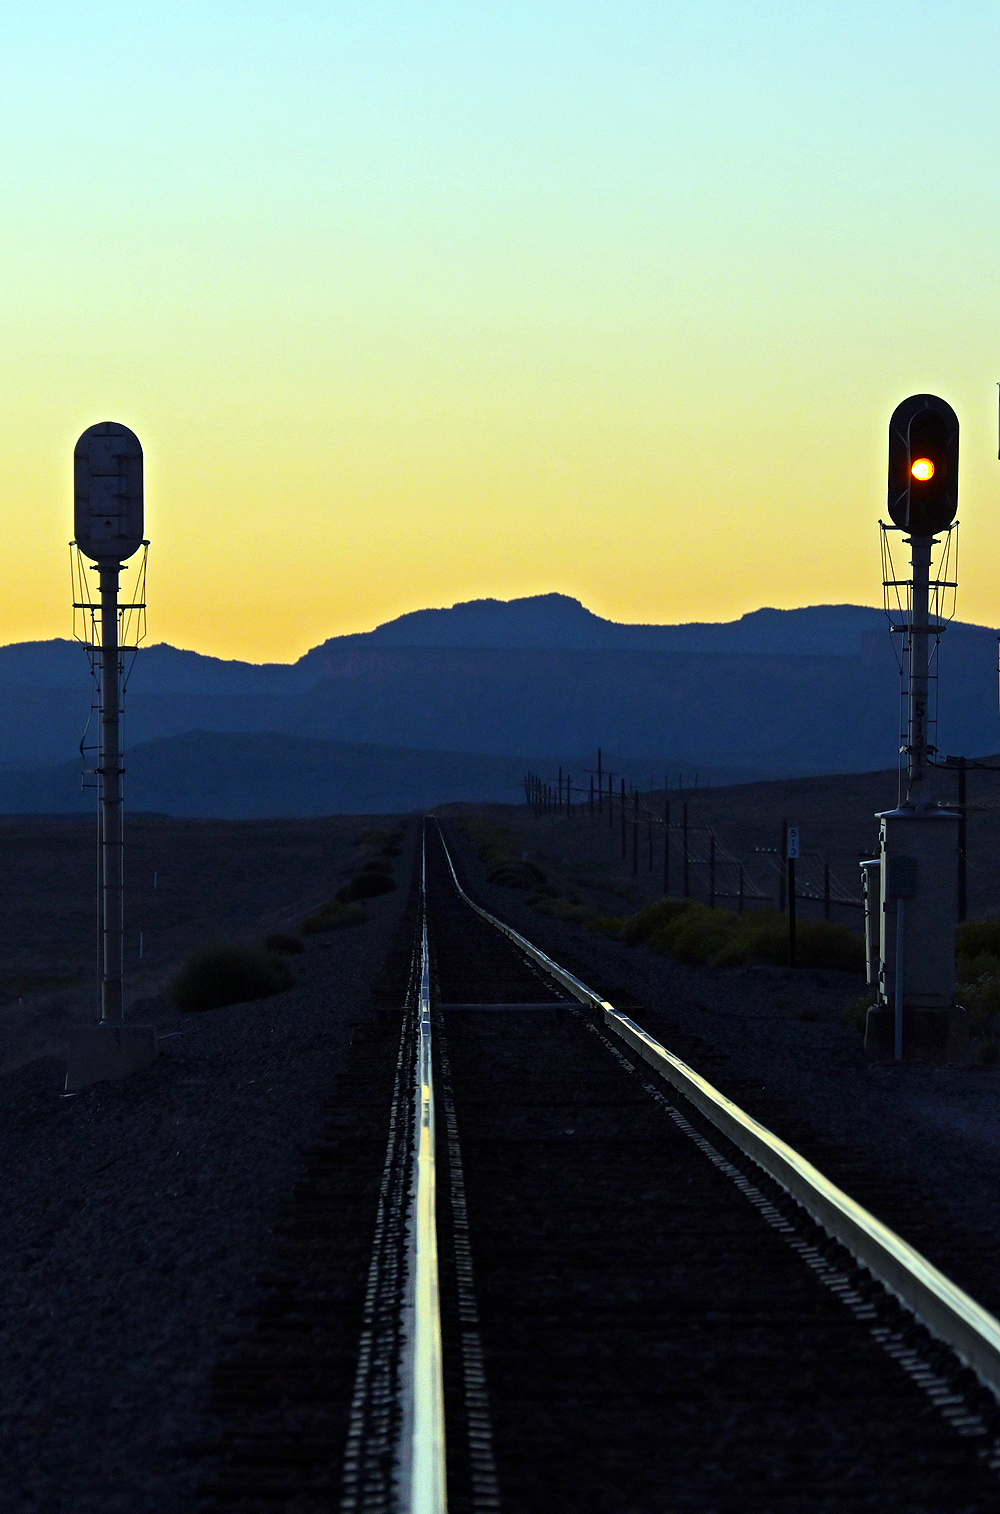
[74,423,144,563]
[887,394,959,536]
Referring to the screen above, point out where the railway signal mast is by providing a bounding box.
[865,395,967,1062]
[65,422,156,1091]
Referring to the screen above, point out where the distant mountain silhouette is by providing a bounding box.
[305,594,895,657]
[0,595,995,813]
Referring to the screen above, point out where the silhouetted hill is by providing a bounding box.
[0,597,995,801]
[304,594,895,656]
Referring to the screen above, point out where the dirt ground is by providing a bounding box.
[1,792,1000,1508]
[0,811,404,1078]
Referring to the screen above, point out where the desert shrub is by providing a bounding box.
[620,897,696,945]
[264,932,306,954]
[477,842,509,863]
[485,860,547,890]
[647,903,739,963]
[530,898,598,925]
[712,912,790,967]
[712,914,862,971]
[303,899,367,933]
[958,919,1000,959]
[464,817,514,861]
[170,944,294,1013]
[336,872,397,902]
[957,952,1000,984]
[586,915,629,935]
[958,973,1000,1034]
[639,903,864,972]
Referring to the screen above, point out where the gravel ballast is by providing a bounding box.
[6,802,1000,1509]
[440,818,1000,1325]
[0,862,411,1513]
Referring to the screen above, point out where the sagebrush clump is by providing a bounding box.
[620,897,695,945]
[336,872,396,902]
[617,899,865,972]
[170,944,294,1013]
[302,899,367,933]
[486,858,548,890]
[957,919,1000,960]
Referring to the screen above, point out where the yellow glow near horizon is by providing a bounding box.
[2,3,1000,663]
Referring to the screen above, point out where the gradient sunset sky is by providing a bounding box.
[3,0,998,662]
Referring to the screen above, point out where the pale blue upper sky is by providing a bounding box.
[2,1,998,657]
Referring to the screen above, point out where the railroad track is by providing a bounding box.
[199,817,1000,1512]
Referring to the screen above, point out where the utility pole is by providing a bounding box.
[663,786,670,896]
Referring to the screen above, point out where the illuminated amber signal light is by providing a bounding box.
[911,457,935,481]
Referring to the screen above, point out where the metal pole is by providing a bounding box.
[620,780,627,861]
[632,789,638,875]
[958,757,968,921]
[597,749,603,814]
[663,789,670,896]
[608,772,614,828]
[99,561,123,1023]
[709,834,716,909]
[589,775,594,817]
[787,857,797,967]
[907,535,933,802]
[682,803,689,897]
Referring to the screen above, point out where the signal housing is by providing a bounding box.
[887,394,959,536]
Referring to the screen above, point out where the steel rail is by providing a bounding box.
[432,820,1000,1401]
[399,835,447,1514]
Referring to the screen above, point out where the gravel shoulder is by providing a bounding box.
[0,820,416,1514]
[439,816,1000,1323]
[0,812,390,1077]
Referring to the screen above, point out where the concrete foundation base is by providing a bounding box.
[864,1005,970,1065]
[65,1024,158,1093]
